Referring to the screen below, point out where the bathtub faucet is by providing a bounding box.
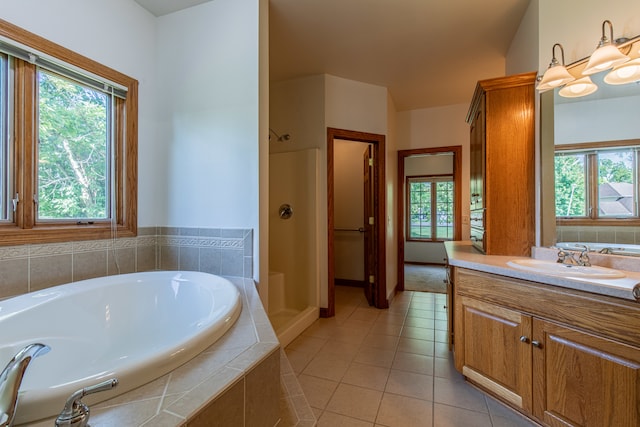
[55,378,118,427]
[0,343,50,427]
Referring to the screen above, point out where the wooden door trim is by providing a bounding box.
[325,127,387,317]
[396,146,462,292]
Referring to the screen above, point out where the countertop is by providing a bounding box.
[444,241,640,302]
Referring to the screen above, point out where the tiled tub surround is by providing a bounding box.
[0,227,253,300]
[557,225,640,246]
[24,276,282,426]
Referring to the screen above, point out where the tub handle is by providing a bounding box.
[55,378,118,427]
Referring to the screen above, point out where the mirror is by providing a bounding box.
[540,36,640,256]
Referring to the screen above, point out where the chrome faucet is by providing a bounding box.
[55,378,118,427]
[557,245,590,267]
[0,343,50,427]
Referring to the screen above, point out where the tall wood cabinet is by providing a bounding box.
[454,267,640,427]
[466,72,536,256]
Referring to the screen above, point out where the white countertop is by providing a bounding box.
[444,241,640,302]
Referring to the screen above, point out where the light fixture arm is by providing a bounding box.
[598,19,615,47]
[550,43,566,67]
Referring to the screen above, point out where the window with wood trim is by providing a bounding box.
[0,19,137,245]
[555,145,639,222]
[406,175,454,241]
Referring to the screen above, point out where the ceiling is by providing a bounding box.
[135,0,531,110]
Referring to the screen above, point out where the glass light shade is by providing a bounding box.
[537,64,575,91]
[604,58,640,85]
[583,44,629,75]
[559,77,598,98]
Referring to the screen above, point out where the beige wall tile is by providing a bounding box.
[30,254,72,291]
[245,349,280,427]
[0,258,28,298]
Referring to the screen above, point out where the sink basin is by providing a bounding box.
[507,259,626,279]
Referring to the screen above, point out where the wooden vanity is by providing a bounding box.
[446,242,640,427]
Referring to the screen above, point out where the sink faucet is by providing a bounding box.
[0,343,50,427]
[557,245,590,267]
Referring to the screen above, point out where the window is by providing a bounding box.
[407,176,454,241]
[555,146,639,221]
[0,19,137,245]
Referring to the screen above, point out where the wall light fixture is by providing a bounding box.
[537,20,640,98]
[537,43,575,91]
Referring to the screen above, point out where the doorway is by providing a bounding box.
[396,147,462,292]
[325,128,387,317]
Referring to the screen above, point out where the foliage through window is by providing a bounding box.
[555,147,638,220]
[0,19,137,245]
[407,176,454,241]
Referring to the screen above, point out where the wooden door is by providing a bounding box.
[456,296,532,412]
[363,144,376,306]
[532,319,640,427]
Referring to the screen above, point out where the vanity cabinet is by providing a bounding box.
[466,72,536,256]
[453,267,640,427]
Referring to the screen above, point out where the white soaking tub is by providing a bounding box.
[0,271,242,425]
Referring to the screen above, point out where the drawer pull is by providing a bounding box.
[531,340,542,348]
[519,336,529,343]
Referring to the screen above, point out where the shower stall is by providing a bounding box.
[268,148,320,346]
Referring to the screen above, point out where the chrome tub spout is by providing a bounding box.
[0,343,50,427]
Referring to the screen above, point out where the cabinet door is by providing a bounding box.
[469,99,485,210]
[456,296,532,411]
[532,319,640,427]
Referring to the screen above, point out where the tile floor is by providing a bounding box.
[284,286,539,427]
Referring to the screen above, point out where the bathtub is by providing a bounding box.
[0,271,242,425]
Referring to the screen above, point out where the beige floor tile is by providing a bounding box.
[342,362,390,391]
[361,333,401,351]
[303,353,351,382]
[434,342,450,358]
[404,316,436,328]
[287,335,328,354]
[318,411,375,427]
[297,374,339,410]
[433,356,463,380]
[485,395,539,427]
[376,393,433,427]
[326,383,383,423]
[317,339,362,361]
[401,325,436,341]
[434,403,492,427]
[385,369,434,401]
[392,351,434,375]
[375,312,407,326]
[284,348,315,374]
[354,346,396,368]
[407,307,436,319]
[397,337,434,356]
[370,319,404,336]
[433,376,489,413]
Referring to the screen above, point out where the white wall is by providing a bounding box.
[157,0,261,231]
[506,0,539,76]
[396,103,471,241]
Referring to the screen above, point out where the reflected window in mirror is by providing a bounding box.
[555,144,639,222]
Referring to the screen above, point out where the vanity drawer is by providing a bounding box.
[470,226,485,253]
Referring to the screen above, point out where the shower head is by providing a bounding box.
[269,128,291,142]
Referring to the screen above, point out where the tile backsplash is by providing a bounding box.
[0,227,253,300]
[556,225,640,245]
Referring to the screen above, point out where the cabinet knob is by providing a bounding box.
[519,336,529,343]
[531,340,542,348]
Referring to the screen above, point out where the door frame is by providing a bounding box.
[396,146,462,292]
[325,127,387,317]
